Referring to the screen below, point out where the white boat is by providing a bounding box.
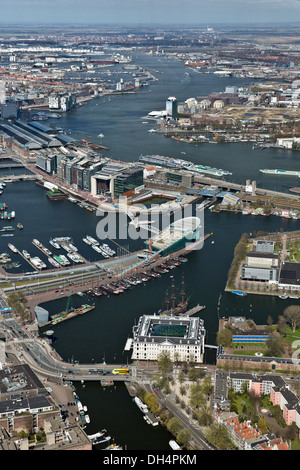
[60,254,70,265]
[69,243,78,252]
[169,440,181,450]
[100,244,116,256]
[86,235,99,245]
[83,237,92,245]
[53,255,65,266]
[53,237,71,242]
[134,396,148,414]
[92,435,111,445]
[67,253,83,263]
[8,243,17,253]
[182,162,231,177]
[104,444,122,450]
[260,169,300,176]
[41,246,52,256]
[92,245,102,253]
[22,250,30,258]
[32,239,42,247]
[30,256,46,270]
[85,414,90,424]
[48,257,60,268]
[62,244,73,253]
[49,240,60,249]
[88,430,107,441]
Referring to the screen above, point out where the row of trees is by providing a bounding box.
[226,232,249,288]
[138,351,217,449]
[6,291,31,322]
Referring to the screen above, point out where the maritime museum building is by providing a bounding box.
[131,314,206,363]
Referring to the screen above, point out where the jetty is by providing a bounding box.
[43,303,95,326]
[184,304,205,316]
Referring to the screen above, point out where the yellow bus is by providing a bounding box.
[112,368,129,375]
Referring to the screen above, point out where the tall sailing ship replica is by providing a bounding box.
[160,274,189,316]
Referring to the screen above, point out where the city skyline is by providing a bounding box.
[1,0,300,25]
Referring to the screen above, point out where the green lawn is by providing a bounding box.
[284,327,300,362]
[291,439,300,451]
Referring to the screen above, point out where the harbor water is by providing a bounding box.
[1,53,300,450]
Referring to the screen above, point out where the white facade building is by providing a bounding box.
[0,80,6,104]
[131,314,206,363]
[49,95,60,109]
[49,93,76,111]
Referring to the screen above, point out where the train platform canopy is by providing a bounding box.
[56,134,78,145]
[28,121,53,133]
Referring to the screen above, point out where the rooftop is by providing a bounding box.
[0,364,45,396]
[279,261,300,286]
[0,395,53,416]
[133,314,205,345]
[149,216,201,252]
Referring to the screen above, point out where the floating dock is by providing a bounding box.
[45,304,96,326]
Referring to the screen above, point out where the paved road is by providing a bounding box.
[0,295,216,451]
[144,383,215,451]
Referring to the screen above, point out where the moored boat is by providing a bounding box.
[87,430,107,442]
[49,239,60,249]
[92,435,111,445]
[134,396,149,414]
[48,257,60,268]
[30,256,46,270]
[0,226,14,232]
[232,290,247,296]
[86,235,99,245]
[8,243,17,253]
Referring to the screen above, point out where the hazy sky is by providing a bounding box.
[1,0,300,25]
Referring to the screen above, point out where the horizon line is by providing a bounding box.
[0,21,300,26]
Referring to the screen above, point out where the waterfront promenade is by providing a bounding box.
[2,153,300,213]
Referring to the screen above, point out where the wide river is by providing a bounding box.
[1,52,300,450]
